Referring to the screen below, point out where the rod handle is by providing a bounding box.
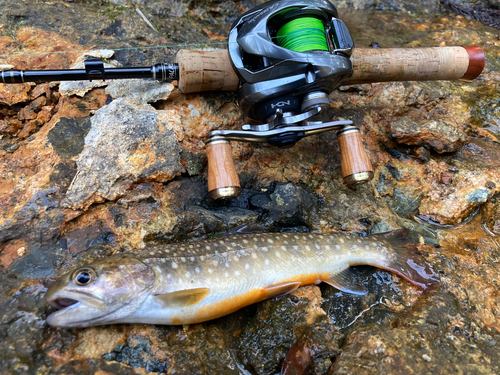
[176,49,240,94]
[206,136,241,200]
[345,46,485,85]
[337,126,374,185]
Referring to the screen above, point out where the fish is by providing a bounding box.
[45,229,439,328]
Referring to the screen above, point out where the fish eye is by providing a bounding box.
[73,268,96,286]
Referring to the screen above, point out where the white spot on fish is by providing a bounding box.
[213,260,218,266]
[294,235,299,239]
[225,271,229,277]
[150,251,155,256]
[251,252,257,259]
[206,246,211,250]
[195,267,200,273]
[231,242,237,247]
[233,256,239,262]
[309,234,313,239]
[245,263,250,269]
[325,245,331,250]
[339,238,345,244]
[161,259,166,263]
[225,262,230,268]
[283,240,289,245]
[186,271,191,277]
[172,262,178,269]
[189,245,194,249]
[167,274,172,279]
[190,257,195,262]
[243,239,249,244]
[365,246,371,251]
[305,246,311,251]
[267,238,274,244]
[320,235,324,239]
[235,270,240,276]
[208,268,213,273]
[181,257,186,263]
[315,243,321,249]
[293,245,299,250]
[283,234,288,238]
[281,246,287,251]
[357,239,362,244]
[200,256,206,261]
[264,259,270,265]
[253,237,258,241]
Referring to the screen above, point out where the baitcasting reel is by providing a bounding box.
[206,0,373,200]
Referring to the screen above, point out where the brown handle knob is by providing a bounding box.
[206,136,241,200]
[337,126,374,185]
[345,46,485,85]
[176,49,240,94]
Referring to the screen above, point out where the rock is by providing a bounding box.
[250,183,318,229]
[0,83,32,106]
[106,79,174,105]
[391,118,468,153]
[64,98,184,210]
[481,193,500,234]
[419,169,500,225]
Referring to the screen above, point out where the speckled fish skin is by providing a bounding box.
[45,230,439,328]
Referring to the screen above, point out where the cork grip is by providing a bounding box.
[337,126,374,185]
[176,49,240,94]
[206,137,241,200]
[344,46,485,85]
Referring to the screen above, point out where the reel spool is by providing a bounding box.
[207,0,373,200]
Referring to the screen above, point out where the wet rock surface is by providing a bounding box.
[1,0,500,374]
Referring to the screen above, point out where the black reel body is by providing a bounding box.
[228,0,354,122]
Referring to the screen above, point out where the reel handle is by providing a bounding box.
[337,125,374,185]
[345,46,484,84]
[206,136,241,200]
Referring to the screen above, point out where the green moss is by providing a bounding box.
[98,5,128,22]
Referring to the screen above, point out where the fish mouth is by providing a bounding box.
[48,297,79,310]
[45,283,110,327]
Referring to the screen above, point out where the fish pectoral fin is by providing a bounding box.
[261,281,302,300]
[154,288,210,308]
[324,268,368,296]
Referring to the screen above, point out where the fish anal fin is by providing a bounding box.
[261,281,302,300]
[155,288,210,308]
[324,268,368,296]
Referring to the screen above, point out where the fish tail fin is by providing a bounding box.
[373,229,440,290]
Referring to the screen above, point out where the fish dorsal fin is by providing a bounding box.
[261,281,302,300]
[323,268,368,296]
[155,288,210,308]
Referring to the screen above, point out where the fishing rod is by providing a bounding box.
[1,0,485,200]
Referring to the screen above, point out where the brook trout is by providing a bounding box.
[46,229,438,327]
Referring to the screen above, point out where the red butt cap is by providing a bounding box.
[462,46,485,80]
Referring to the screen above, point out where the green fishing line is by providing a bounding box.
[276,17,328,52]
